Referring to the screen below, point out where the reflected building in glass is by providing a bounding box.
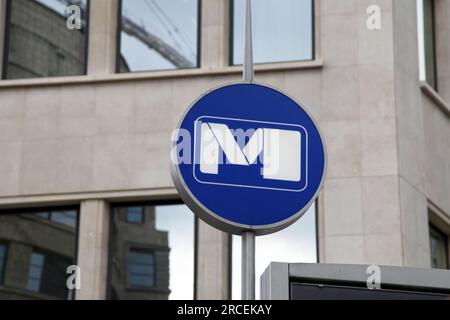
[0,209,79,300]
[232,0,313,65]
[109,206,170,300]
[2,0,88,79]
[109,204,195,300]
[118,0,199,72]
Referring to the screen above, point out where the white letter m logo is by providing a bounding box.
[194,117,308,192]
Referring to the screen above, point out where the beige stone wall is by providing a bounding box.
[76,200,109,300]
[0,0,449,299]
[318,0,402,266]
[393,0,450,267]
[88,0,118,75]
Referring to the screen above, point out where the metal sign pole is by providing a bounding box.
[243,0,254,83]
[242,231,256,300]
[242,0,256,301]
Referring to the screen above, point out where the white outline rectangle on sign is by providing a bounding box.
[193,116,308,193]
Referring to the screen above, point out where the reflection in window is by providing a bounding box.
[50,211,78,228]
[232,203,317,299]
[128,249,156,289]
[37,210,78,228]
[418,0,437,90]
[27,252,44,292]
[232,0,314,65]
[109,204,195,300]
[127,207,145,224]
[430,225,449,269]
[2,0,89,79]
[28,251,73,299]
[0,244,6,284]
[118,0,200,72]
[0,208,79,300]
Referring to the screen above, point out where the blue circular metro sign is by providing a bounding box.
[171,83,326,235]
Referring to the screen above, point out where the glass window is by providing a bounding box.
[109,204,195,300]
[118,0,200,73]
[0,207,79,300]
[3,0,88,79]
[232,0,314,65]
[36,212,50,220]
[232,203,317,299]
[430,225,449,269]
[0,244,6,284]
[27,251,73,299]
[2,0,89,80]
[127,207,145,224]
[50,210,78,228]
[418,0,437,90]
[36,210,78,228]
[128,249,156,289]
[27,252,44,292]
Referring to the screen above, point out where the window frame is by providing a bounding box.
[27,248,76,299]
[0,205,81,299]
[418,0,438,91]
[27,251,45,293]
[0,242,7,285]
[429,223,449,269]
[126,246,158,290]
[35,209,79,229]
[115,0,203,74]
[428,206,450,270]
[106,200,198,300]
[229,0,316,66]
[1,0,91,80]
[126,206,145,224]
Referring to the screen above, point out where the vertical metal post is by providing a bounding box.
[241,0,256,301]
[241,231,255,300]
[243,0,254,82]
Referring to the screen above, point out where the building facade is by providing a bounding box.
[0,0,449,300]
